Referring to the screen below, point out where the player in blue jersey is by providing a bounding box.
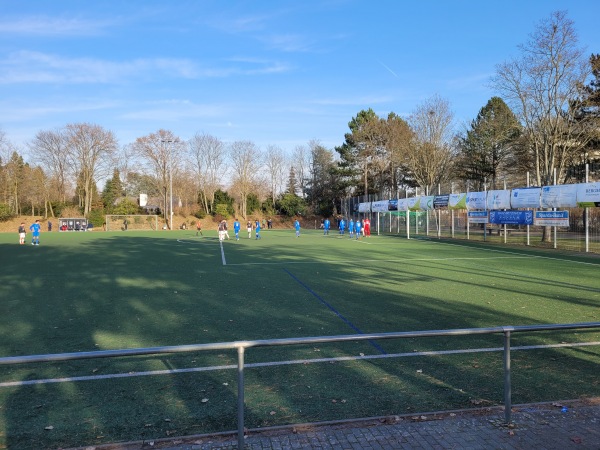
[348,219,355,238]
[339,218,346,235]
[323,218,330,235]
[29,219,41,245]
[294,219,301,237]
[355,219,362,239]
[233,218,241,240]
[255,220,261,239]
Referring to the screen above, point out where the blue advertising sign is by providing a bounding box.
[433,194,449,209]
[489,210,533,225]
[534,211,569,227]
[388,199,398,211]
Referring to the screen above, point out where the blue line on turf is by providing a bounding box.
[283,268,387,355]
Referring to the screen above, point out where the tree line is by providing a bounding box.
[0,11,598,228]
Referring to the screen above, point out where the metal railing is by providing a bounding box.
[1,322,599,449]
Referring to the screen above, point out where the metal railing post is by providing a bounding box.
[503,328,513,424]
[237,346,245,448]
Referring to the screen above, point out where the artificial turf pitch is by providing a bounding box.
[0,228,598,448]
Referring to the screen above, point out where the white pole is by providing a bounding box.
[586,164,589,253]
[553,168,557,249]
[503,178,507,244]
[526,172,530,246]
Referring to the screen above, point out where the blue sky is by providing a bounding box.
[1,0,598,157]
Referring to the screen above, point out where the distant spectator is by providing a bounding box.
[47,220,52,232]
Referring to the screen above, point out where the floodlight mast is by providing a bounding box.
[161,139,174,230]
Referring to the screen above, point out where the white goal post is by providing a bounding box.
[105,215,159,231]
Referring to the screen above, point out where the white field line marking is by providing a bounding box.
[219,239,227,266]
[2,341,597,388]
[225,255,528,266]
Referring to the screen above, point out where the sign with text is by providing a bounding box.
[534,211,569,227]
[540,184,578,208]
[358,202,371,213]
[489,210,533,225]
[576,182,600,207]
[468,211,488,224]
[466,191,486,210]
[433,194,449,209]
[371,200,389,212]
[487,190,511,210]
[511,187,541,208]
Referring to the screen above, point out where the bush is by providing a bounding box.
[87,209,106,228]
[276,193,308,217]
[214,203,231,219]
[0,204,13,222]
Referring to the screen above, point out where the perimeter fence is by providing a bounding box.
[343,167,600,254]
[1,322,599,449]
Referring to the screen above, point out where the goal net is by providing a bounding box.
[105,215,159,231]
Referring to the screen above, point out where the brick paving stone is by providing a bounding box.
[70,400,600,450]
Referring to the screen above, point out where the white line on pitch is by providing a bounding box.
[1,341,597,388]
[225,255,528,266]
[219,239,227,265]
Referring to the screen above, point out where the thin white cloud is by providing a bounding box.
[0,51,290,84]
[0,99,119,122]
[259,33,316,53]
[119,100,231,121]
[0,16,115,36]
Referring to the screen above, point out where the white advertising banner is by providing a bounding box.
[576,182,600,207]
[466,191,486,210]
[358,202,371,213]
[540,184,578,208]
[397,198,409,211]
[448,193,467,210]
[486,190,511,210]
[419,196,435,211]
[407,197,420,211]
[511,187,541,208]
[371,200,389,212]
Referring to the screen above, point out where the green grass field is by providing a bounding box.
[0,228,599,449]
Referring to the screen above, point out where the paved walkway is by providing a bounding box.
[76,400,600,450]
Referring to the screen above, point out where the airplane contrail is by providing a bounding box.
[377,59,398,78]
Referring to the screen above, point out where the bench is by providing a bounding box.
[486,226,518,236]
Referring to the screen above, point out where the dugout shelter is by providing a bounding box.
[59,218,89,231]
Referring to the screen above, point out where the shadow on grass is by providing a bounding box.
[0,232,598,448]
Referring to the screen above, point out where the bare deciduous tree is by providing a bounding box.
[492,11,592,187]
[30,129,71,203]
[406,95,455,193]
[292,145,309,197]
[264,144,287,206]
[188,133,226,214]
[229,140,261,219]
[64,123,118,216]
[131,129,184,229]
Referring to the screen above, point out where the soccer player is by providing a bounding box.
[364,217,371,237]
[18,222,26,245]
[294,219,301,237]
[29,219,41,245]
[233,218,241,240]
[255,220,261,239]
[323,218,330,235]
[348,219,355,238]
[196,220,203,236]
[339,218,346,235]
[355,219,362,239]
[218,220,225,241]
